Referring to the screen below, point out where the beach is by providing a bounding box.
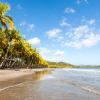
[0,68,50,82]
[0,68,100,100]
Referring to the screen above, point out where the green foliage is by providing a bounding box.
[0,2,10,15]
[0,2,48,69]
[48,61,74,68]
[74,65,100,68]
[0,2,14,30]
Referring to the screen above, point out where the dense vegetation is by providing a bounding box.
[48,61,74,68]
[74,65,100,68]
[48,62,100,68]
[0,2,48,69]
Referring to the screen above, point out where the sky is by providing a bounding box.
[1,0,100,65]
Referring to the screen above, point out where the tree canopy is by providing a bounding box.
[0,2,48,69]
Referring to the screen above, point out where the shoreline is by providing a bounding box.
[0,68,50,82]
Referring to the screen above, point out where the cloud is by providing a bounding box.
[87,19,96,25]
[39,47,50,56]
[81,34,100,47]
[28,37,40,46]
[65,34,100,48]
[60,18,71,27]
[76,0,88,4]
[46,18,98,49]
[65,7,75,14]
[20,21,35,32]
[38,47,65,62]
[51,50,65,62]
[72,25,90,39]
[81,17,96,25]
[54,50,64,57]
[64,24,100,48]
[46,28,61,38]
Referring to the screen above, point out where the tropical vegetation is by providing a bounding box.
[48,61,74,68]
[0,2,48,69]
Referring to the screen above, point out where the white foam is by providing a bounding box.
[63,68,100,73]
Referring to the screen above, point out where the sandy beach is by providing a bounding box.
[0,68,49,82]
[0,68,100,100]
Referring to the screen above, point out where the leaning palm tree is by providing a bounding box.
[0,2,14,30]
[0,2,48,69]
[0,2,15,68]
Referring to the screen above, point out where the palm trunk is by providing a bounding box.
[0,43,10,68]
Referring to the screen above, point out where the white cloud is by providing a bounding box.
[72,25,90,39]
[38,48,65,62]
[46,28,61,38]
[65,8,75,14]
[52,50,65,62]
[88,19,96,25]
[56,36,64,42]
[54,50,64,57]
[60,18,71,27]
[20,21,35,32]
[82,34,100,47]
[65,34,100,48]
[46,50,65,62]
[46,18,98,49]
[39,47,50,56]
[65,41,82,48]
[64,24,100,48]
[28,37,40,46]
[81,17,96,25]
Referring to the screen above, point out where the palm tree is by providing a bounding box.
[0,2,14,30]
[0,2,15,68]
[0,2,48,69]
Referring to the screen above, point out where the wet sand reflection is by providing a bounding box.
[0,69,52,100]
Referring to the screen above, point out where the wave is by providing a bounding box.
[63,68,100,73]
[81,86,100,95]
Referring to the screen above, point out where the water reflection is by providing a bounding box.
[0,69,100,100]
[33,70,52,80]
[0,69,52,91]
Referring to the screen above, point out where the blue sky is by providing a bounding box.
[2,0,100,65]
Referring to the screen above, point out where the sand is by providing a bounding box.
[0,68,48,82]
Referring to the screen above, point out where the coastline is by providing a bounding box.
[0,68,49,82]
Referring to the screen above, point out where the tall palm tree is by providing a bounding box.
[0,2,15,68]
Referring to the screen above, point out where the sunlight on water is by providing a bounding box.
[41,75,55,80]
[0,69,100,100]
[63,68,100,73]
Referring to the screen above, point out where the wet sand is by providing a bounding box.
[0,68,50,81]
[0,68,51,90]
[0,68,100,100]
